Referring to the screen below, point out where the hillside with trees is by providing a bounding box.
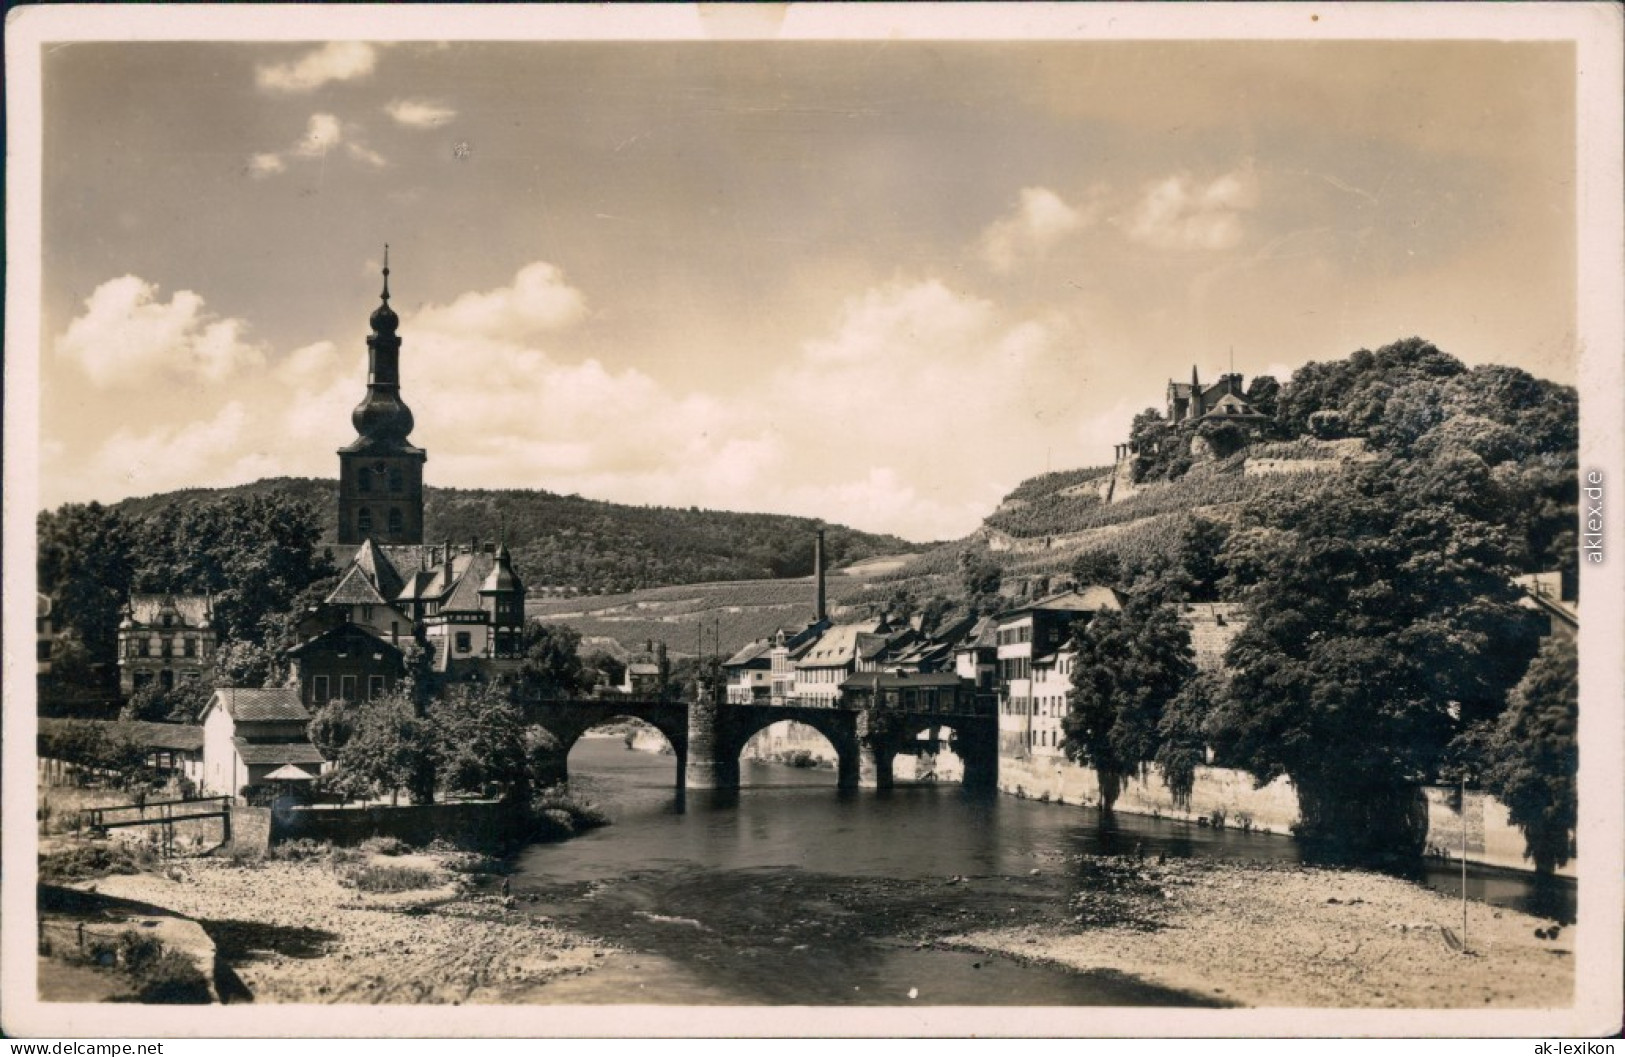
[105,481,913,596]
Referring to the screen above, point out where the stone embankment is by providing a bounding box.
[949,856,1573,1008]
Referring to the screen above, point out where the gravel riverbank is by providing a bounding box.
[84,853,612,1004]
[948,856,1574,1008]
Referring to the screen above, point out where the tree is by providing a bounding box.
[211,639,283,689]
[429,682,533,803]
[119,680,210,724]
[307,699,362,761]
[1069,550,1123,589]
[1478,638,1578,874]
[1243,375,1282,421]
[1063,599,1196,813]
[958,550,1003,614]
[37,502,136,677]
[516,622,585,700]
[129,492,333,646]
[1208,455,1543,861]
[1155,673,1223,810]
[331,691,438,805]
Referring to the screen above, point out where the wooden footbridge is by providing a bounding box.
[85,795,233,851]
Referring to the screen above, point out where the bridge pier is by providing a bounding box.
[954,724,1000,792]
[684,695,739,791]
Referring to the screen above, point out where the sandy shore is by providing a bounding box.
[948,856,1574,1008]
[85,853,612,1004]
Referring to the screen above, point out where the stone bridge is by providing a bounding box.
[521,692,997,793]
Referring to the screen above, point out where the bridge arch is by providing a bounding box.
[523,700,690,789]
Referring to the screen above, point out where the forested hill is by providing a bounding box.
[107,480,913,594]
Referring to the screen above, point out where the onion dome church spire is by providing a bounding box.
[337,246,427,545]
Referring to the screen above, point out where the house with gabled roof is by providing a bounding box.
[117,594,217,696]
[199,687,326,799]
[286,622,405,709]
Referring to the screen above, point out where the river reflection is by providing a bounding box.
[510,737,1573,1005]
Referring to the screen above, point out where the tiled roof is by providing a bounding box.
[126,594,212,628]
[723,641,772,668]
[39,718,202,753]
[352,538,405,601]
[796,620,880,669]
[285,622,402,658]
[232,738,326,766]
[209,687,310,723]
[841,671,966,690]
[442,552,496,612]
[997,586,1123,622]
[325,563,390,607]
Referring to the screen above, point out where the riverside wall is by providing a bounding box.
[996,753,1574,878]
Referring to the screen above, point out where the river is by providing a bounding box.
[508,737,1574,1005]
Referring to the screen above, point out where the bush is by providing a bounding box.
[343,863,439,892]
[267,838,332,862]
[39,842,151,882]
[527,788,610,842]
[360,835,411,856]
[133,947,212,1003]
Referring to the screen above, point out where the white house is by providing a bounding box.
[199,687,326,799]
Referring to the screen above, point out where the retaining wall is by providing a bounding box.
[996,754,1572,877]
[272,800,521,850]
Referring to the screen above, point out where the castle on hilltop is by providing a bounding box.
[1165,366,1268,427]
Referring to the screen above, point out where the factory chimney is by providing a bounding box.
[814,530,827,624]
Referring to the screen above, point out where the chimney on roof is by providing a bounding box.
[814,529,827,624]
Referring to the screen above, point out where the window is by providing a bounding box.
[456,632,472,653]
[391,621,399,643]
[139,639,152,658]
[340,675,357,701]
[162,613,174,628]
[359,468,374,493]
[357,507,373,534]
[312,675,330,703]
[362,605,374,622]
[368,675,386,699]
[389,467,404,491]
[388,508,404,534]
[160,670,175,690]
[183,637,196,658]
[134,672,153,689]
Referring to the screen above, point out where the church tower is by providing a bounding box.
[337,247,427,545]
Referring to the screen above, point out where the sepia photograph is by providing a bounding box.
[4,3,1621,1040]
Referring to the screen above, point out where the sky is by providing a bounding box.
[36,36,1578,542]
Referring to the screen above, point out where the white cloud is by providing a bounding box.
[256,43,378,95]
[50,264,1101,540]
[292,113,343,158]
[386,99,457,128]
[86,402,253,498]
[980,187,1097,272]
[247,153,285,179]
[1126,166,1260,251]
[410,262,587,339]
[249,113,387,176]
[56,276,266,387]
